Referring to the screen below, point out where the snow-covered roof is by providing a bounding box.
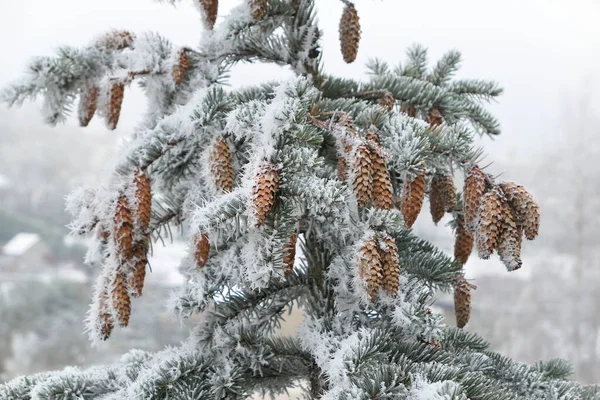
[3,233,41,256]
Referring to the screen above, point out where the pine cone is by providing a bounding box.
[427,107,443,127]
[496,204,523,271]
[194,233,210,268]
[401,172,426,228]
[339,3,361,63]
[454,215,474,265]
[365,128,380,144]
[210,136,235,193]
[112,272,131,327]
[464,166,487,230]
[78,85,98,127]
[369,145,393,210]
[283,233,298,276]
[96,30,134,51]
[134,171,152,235]
[198,0,218,29]
[107,82,125,130]
[379,92,395,112]
[337,156,348,181]
[172,50,190,86]
[359,235,383,301]
[379,233,400,296]
[499,182,540,240]
[401,103,417,117]
[98,290,114,341]
[114,195,134,259]
[252,163,280,226]
[454,275,472,329]
[476,186,505,259]
[429,175,446,224]
[129,242,148,297]
[249,0,268,20]
[352,144,373,208]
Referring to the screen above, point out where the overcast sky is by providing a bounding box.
[1,0,599,161]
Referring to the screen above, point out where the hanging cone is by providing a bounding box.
[112,272,131,327]
[496,203,523,271]
[427,107,443,127]
[463,166,487,230]
[339,2,361,63]
[106,82,125,130]
[401,103,417,118]
[252,163,280,226]
[129,242,148,297]
[370,145,394,210]
[210,136,235,193]
[359,235,383,301]
[172,50,190,86]
[352,144,373,208]
[134,171,152,235]
[379,233,400,296]
[439,172,457,212]
[283,233,298,276]
[337,156,348,181]
[401,172,426,228]
[98,289,114,341]
[378,91,395,112]
[454,275,472,329]
[114,195,134,259]
[78,85,98,127]
[499,182,540,240]
[96,30,134,51]
[429,175,446,224]
[476,186,505,259]
[198,0,218,29]
[454,215,474,265]
[194,233,210,268]
[249,0,268,20]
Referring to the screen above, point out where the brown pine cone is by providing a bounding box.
[114,195,134,259]
[379,233,400,296]
[198,0,218,29]
[128,242,148,297]
[352,144,373,208]
[378,92,395,112]
[337,156,348,181]
[454,215,474,265]
[283,233,298,276]
[112,272,131,327]
[78,85,98,127]
[499,182,540,240]
[427,107,443,127]
[476,186,505,259]
[496,203,523,271]
[369,145,393,210]
[339,2,361,63]
[172,50,190,86]
[249,0,268,20]
[194,233,210,268]
[98,289,114,341]
[401,172,426,228]
[359,235,383,301]
[210,136,235,193]
[401,103,417,117]
[463,166,487,230]
[107,82,125,130]
[429,175,446,224]
[134,171,152,235]
[454,275,472,329]
[252,163,280,226]
[96,30,134,51]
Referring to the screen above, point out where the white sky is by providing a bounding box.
[0,0,599,160]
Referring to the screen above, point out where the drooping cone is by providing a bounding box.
[98,289,114,341]
[496,204,523,271]
[210,136,235,193]
[379,91,395,112]
[249,0,268,20]
[112,272,131,327]
[352,144,373,208]
[476,186,505,259]
[454,215,474,265]
[114,195,134,259]
[454,275,472,329]
[359,235,383,301]
[429,175,446,225]
[172,50,190,86]
[379,233,400,296]
[107,82,125,130]
[134,171,152,235]
[194,233,210,268]
[339,3,361,63]
[337,156,348,181]
[369,146,393,210]
[283,233,298,276]
[129,242,148,297]
[252,163,280,226]
[96,30,134,51]
[78,85,98,127]
[198,0,218,29]
[463,166,487,230]
[401,172,426,228]
[499,182,540,240]
[440,172,457,212]
[401,103,417,118]
[427,107,443,127]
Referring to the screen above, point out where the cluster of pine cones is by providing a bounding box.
[198,0,268,29]
[96,171,152,340]
[358,232,400,301]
